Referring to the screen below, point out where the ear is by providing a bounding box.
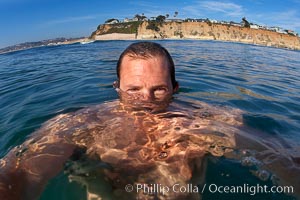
[173,81,179,93]
[113,80,120,88]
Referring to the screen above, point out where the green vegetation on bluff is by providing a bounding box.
[106,21,142,34]
[91,21,142,38]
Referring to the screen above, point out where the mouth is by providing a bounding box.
[121,100,169,113]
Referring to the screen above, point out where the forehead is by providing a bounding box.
[120,55,169,76]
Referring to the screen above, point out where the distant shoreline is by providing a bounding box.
[0,37,85,55]
[1,32,300,55]
[0,34,139,54]
[68,32,300,51]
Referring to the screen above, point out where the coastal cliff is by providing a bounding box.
[91,21,300,50]
[90,22,140,40]
[137,21,300,50]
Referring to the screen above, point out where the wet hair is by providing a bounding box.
[116,42,177,89]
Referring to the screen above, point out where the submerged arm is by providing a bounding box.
[0,113,84,200]
[0,137,77,200]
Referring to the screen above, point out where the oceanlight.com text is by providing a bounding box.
[124,183,294,196]
[207,183,294,196]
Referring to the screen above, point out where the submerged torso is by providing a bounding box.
[29,100,243,199]
[4,100,300,199]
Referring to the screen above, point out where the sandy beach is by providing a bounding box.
[94,33,136,40]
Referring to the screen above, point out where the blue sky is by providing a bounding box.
[1,0,300,48]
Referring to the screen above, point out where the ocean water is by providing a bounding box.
[0,40,300,200]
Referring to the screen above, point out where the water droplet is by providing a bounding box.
[200,111,212,118]
[270,174,280,185]
[161,141,173,149]
[241,156,259,167]
[257,170,270,181]
[174,127,181,131]
[194,124,200,128]
[241,149,252,156]
[158,151,168,159]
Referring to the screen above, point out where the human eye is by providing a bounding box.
[127,87,140,94]
[154,87,168,95]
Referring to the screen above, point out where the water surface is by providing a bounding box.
[0,40,300,199]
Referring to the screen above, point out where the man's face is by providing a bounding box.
[119,55,176,110]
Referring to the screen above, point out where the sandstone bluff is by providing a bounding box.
[91,21,300,50]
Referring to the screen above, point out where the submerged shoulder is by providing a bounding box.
[170,99,243,126]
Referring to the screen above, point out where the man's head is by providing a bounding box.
[116,42,178,104]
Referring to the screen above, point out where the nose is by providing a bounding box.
[141,89,154,101]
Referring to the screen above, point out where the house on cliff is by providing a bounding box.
[124,17,139,23]
[105,19,119,24]
[286,30,298,36]
[230,21,243,27]
[165,18,183,23]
